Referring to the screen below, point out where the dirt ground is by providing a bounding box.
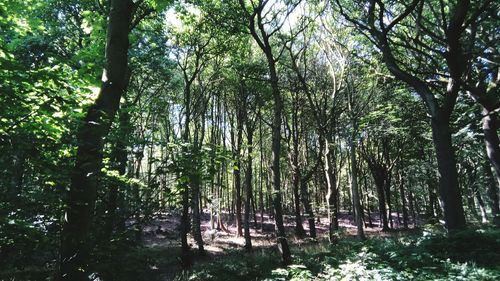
[141,209,414,253]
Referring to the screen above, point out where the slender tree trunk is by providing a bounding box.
[191,112,206,254]
[399,173,409,229]
[324,139,339,242]
[349,138,365,240]
[385,175,393,229]
[427,178,437,218]
[180,81,195,265]
[234,117,243,237]
[300,179,316,238]
[292,166,305,237]
[474,189,488,223]
[244,129,254,251]
[251,190,258,227]
[259,120,265,230]
[363,173,373,227]
[59,1,134,280]
[408,189,417,227]
[267,56,291,265]
[191,158,204,254]
[291,96,305,237]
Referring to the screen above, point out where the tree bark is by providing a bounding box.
[324,145,338,241]
[399,173,409,229]
[59,1,134,280]
[244,128,254,251]
[483,110,500,194]
[268,54,291,265]
[431,117,466,230]
[349,138,365,240]
[233,109,244,237]
[484,158,500,222]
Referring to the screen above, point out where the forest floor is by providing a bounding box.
[90,210,500,281]
[134,210,421,280]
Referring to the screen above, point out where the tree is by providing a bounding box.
[59,1,135,280]
[237,0,302,264]
[334,0,484,230]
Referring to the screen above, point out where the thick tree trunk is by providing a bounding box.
[103,80,132,241]
[59,1,134,280]
[426,178,437,218]
[484,159,500,219]
[374,176,388,230]
[431,117,466,230]
[483,104,500,180]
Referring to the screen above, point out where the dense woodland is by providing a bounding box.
[1,0,500,280]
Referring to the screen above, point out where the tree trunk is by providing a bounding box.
[324,140,339,242]
[259,120,265,230]
[363,173,373,227]
[431,117,466,230]
[180,84,192,266]
[483,107,500,183]
[268,55,291,265]
[385,174,393,229]
[474,189,488,223]
[244,129,254,251]
[408,189,416,227]
[484,159,500,220]
[292,165,305,237]
[191,113,206,254]
[483,111,500,223]
[374,176,388,230]
[59,1,134,280]
[399,173,409,229]
[191,160,204,254]
[234,117,243,237]
[300,179,316,238]
[349,139,365,240]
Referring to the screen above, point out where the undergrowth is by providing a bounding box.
[175,226,500,281]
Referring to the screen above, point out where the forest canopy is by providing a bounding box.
[0,0,499,280]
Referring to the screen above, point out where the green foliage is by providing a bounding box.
[173,249,281,281]
[175,228,500,281]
